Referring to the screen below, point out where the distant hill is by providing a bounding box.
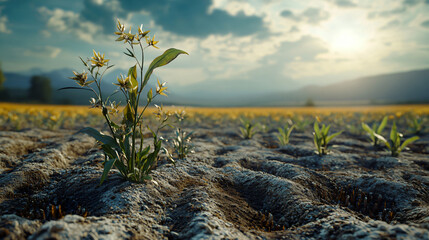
[3,68,428,106]
[3,68,158,105]
[254,68,429,106]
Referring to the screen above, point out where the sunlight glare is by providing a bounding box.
[330,29,366,53]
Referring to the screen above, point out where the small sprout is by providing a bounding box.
[313,121,342,156]
[362,116,388,147]
[292,115,311,132]
[171,110,193,160]
[407,114,426,135]
[171,128,194,160]
[374,122,419,157]
[239,118,258,139]
[276,121,295,146]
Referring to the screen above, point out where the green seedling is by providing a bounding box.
[292,115,311,132]
[374,122,419,157]
[346,123,364,135]
[172,128,194,160]
[63,20,187,184]
[362,116,388,147]
[239,118,258,139]
[407,114,426,135]
[171,110,194,160]
[276,122,295,146]
[313,121,342,156]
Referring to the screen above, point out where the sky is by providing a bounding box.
[1,0,429,97]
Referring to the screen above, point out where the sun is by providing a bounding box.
[330,29,367,53]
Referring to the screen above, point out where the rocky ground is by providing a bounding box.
[0,126,428,239]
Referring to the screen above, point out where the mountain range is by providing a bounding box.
[3,68,429,106]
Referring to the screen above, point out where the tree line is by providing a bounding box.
[0,63,53,103]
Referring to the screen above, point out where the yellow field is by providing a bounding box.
[175,105,429,116]
[0,102,427,131]
[1,102,429,117]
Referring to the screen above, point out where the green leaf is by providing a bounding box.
[390,122,397,143]
[362,122,373,134]
[79,57,89,68]
[100,158,117,185]
[314,122,320,136]
[125,48,134,58]
[323,125,331,136]
[141,140,161,174]
[140,146,151,157]
[127,65,138,93]
[400,136,419,151]
[143,48,188,88]
[327,131,342,143]
[377,116,388,134]
[79,127,119,149]
[101,144,117,158]
[122,103,135,124]
[374,133,390,149]
[114,160,127,177]
[136,145,151,168]
[122,134,131,160]
[147,88,153,102]
[313,133,320,153]
[287,125,295,137]
[57,87,93,92]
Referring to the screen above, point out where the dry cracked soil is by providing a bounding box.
[0,126,428,239]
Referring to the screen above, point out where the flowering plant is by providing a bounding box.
[63,20,187,184]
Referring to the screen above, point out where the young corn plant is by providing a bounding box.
[406,114,426,135]
[239,118,258,139]
[313,121,342,156]
[374,122,419,157]
[172,128,194,160]
[362,116,388,147]
[171,110,194,160]
[63,20,187,184]
[276,122,295,146]
[292,115,311,132]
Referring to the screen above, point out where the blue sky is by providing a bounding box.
[1,0,429,95]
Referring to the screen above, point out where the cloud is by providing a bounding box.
[367,7,407,19]
[0,6,10,33]
[80,0,123,35]
[180,35,330,96]
[380,19,401,30]
[272,35,329,62]
[222,1,257,16]
[280,10,295,19]
[367,0,425,19]
[38,7,103,43]
[120,0,266,38]
[421,19,429,28]
[57,0,267,38]
[402,0,420,6]
[301,8,330,24]
[280,7,330,25]
[23,46,62,58]
[0,15,10,33]
[332,0,357,8]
